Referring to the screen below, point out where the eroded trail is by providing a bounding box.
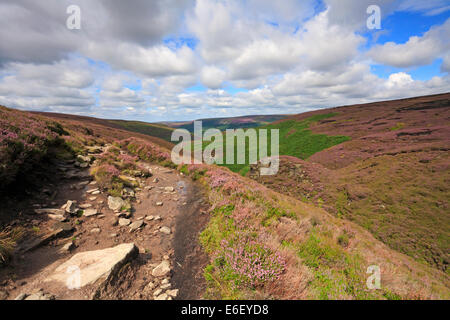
[0,158,209,300]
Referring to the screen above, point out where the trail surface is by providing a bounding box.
[0,157,209,300]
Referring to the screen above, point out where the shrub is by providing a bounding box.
[218,237,286,287]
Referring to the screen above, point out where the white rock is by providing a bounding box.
[160,226,171,235]
[166,289,179,298]
[119,218,131,226]
[155,293,168,300]
[47,243,138,288]
[129,220,144,232]
[108,196,125,211]
[65,200,77,214]
[48,214,66,222]
[84,208,98,217]
[153,288,162,296]
[152,260,171,277]
[156,202,163,206]
[79,203,92,209]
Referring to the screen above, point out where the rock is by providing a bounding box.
[48,214,67,222]
[89,196,97,201]
[117,211,131,218]
[87,188,99,194]
[152,260,171,277]
[14,293,27,300]
[61,241,75,253]
[47,243,138,288]
[118,218,131,226]
[163,255,170,260]
[145,215,154,221]
[122,187,135,198]
[154,215,162,221]
[79,162,89,168]
[164,186,174,192]
[84,208,98,217]
[108,196,125,211]
[129,220,144,232]
[24,292,55,300]
[155,293,168,300]
[91,190,100,195]
[109,233,118,238]
[21,227,72,253]
[34,208,65,215]
[90,228,101,234]
[0,290,8,300]
[77,155,91,163]
[79,203,93,209]
[160,226,171,235]
[153,178,159,183]
[166,289,179,298]
[65,200,77,214]
[137,216,144,221]
[156,202,163,206]
[160,283,171,290]
[153,288,162,296]
[161,279,169,285]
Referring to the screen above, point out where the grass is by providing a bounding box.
[0,227,25,265]
[197,113,350,175]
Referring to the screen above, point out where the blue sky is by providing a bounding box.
[0,0,449,122]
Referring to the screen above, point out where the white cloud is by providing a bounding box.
[0,0,449,121]
[368,18,450,68]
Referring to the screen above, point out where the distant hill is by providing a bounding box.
[162,114,289,132]
[107,120,175,142]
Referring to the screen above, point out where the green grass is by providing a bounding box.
[198,113,350,175]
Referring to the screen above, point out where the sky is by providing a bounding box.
[0,0,449,122]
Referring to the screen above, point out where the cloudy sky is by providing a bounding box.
[0,0,449,121]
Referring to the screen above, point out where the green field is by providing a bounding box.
[199,113,350,175]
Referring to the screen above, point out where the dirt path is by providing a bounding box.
[0,158,209,300]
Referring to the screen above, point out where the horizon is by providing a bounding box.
[0,1,449,121]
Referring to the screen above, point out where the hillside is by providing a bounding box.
[249,93,450,273]
[0,98,449,300]
[33,112,175,147]
[163,114,289,132]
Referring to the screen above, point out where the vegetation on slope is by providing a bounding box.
[108,120,175,142]
[201,113,350,175]
[179,164,449,300]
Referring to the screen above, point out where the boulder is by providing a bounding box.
[47,243,138,288]
[108,196,125,211]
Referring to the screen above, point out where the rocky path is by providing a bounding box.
[0,153,209,300]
